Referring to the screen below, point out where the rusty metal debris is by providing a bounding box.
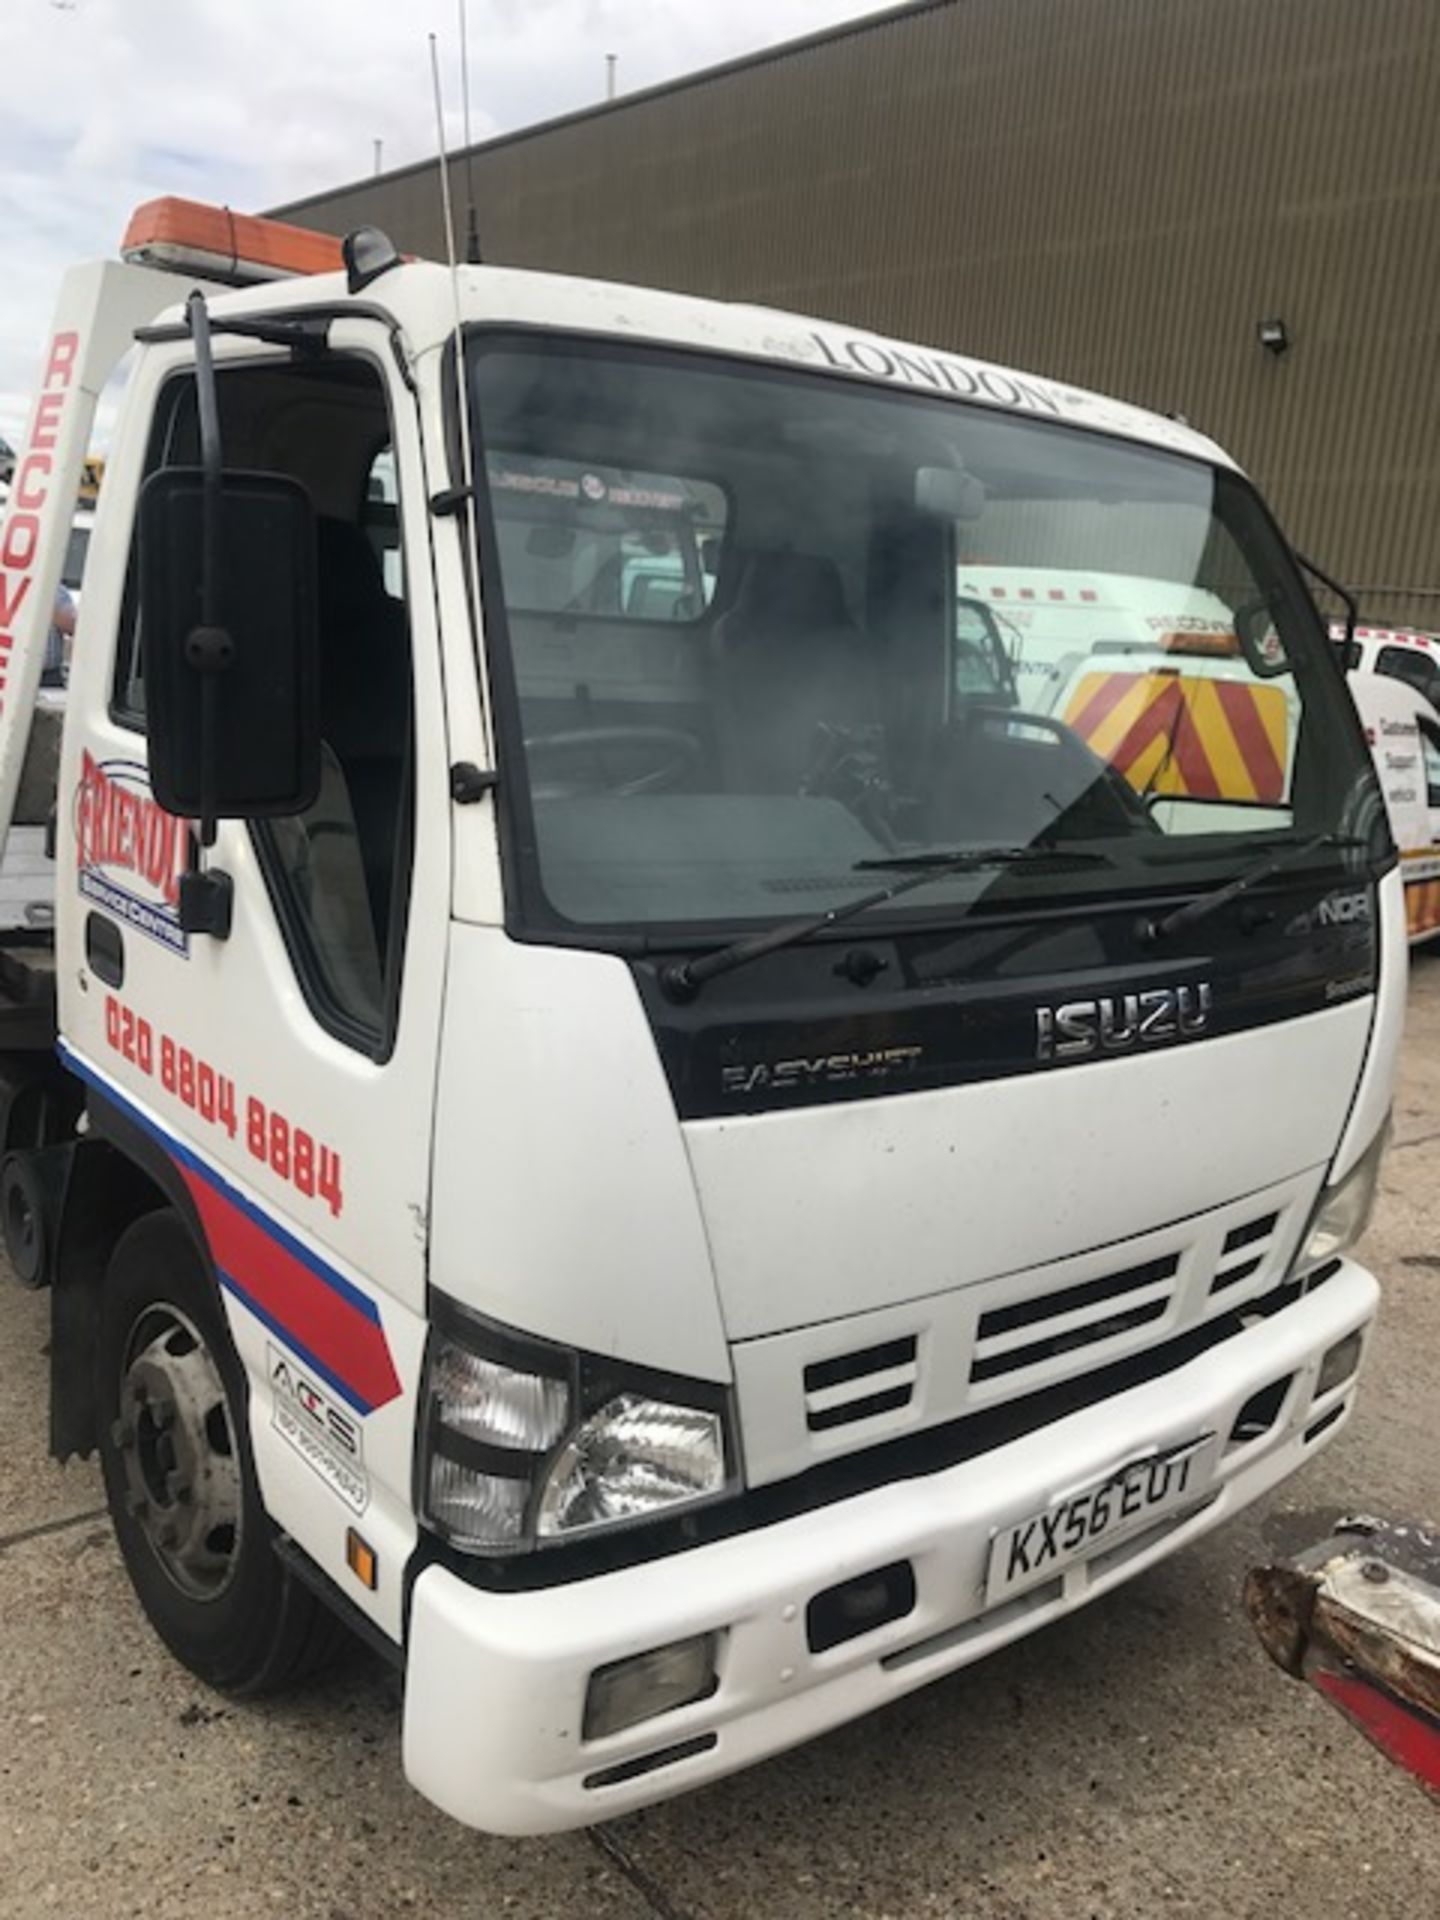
[1246,1514,1440,1798]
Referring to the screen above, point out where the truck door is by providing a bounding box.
[56,322,447,1630]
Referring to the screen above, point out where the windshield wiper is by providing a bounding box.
[659,845,1112,1001]
[1139,833,1369,944]
[853,845,1111,872]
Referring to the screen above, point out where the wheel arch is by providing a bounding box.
[50,1088,213,1461]
[0,1049,85,1151]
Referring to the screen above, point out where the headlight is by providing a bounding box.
[418,1300,736,1556]
[536,1394,727,1538]
[1300,1119,1390,1268]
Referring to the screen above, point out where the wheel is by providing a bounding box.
[1,1152,48,1289]
[94,1210,340,1695]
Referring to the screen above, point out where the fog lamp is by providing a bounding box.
[583,1633,719,1741]
[1316,1330,1364,1399]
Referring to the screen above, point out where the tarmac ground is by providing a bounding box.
[2,962,1438,1919]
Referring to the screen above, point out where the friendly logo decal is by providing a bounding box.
[75,753,190,955]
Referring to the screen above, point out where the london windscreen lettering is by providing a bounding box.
[807,332,1064,415]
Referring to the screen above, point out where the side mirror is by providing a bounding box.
[1232,596,1292,679]
[139,467,321,819]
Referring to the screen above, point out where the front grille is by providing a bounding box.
[746,1173,1316,1495]
[970,1255,1179,1388]
[804,1335,918,1432]
[1210,1211,1281,1294]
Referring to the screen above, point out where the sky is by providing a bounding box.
[0,0,883,448]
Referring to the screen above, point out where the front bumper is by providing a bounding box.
[402,1261,1377,1834]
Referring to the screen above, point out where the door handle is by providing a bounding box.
[85,912,124,988]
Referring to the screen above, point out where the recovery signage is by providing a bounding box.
[0,330,79,713]
[75,753,190,953]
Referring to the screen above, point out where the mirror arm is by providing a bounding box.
[179,290,234,939]
[1295,549,1358,659]
[179,858,233,940]
[429,483,475,517]
[186,289,228,850]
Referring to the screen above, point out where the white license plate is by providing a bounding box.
[986,1434,1219,1606]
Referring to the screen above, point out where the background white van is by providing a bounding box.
[1349,670,1440,945]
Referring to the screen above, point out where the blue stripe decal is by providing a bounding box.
[60,1042,383,1327]
[216,1269,378,1416]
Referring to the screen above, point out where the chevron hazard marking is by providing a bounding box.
[1063,671,1289,802]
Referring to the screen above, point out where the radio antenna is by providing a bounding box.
[429,31,484,693]
[457,0,482,263]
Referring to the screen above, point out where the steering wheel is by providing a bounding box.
[523,726,703,798]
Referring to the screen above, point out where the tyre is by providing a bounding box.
[1,1151,48,1289]
[94,1209,340,1695]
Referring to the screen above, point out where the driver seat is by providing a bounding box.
[710,552,876,792]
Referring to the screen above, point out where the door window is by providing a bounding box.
[362,446,403,597]
[1376,644,1440,710]
[116,355,414,1051]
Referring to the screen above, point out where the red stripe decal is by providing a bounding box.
[177,1165,402,1414]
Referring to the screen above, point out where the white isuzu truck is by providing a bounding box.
[0,197,1403,1834]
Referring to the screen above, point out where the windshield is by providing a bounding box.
[470,338,1383,939]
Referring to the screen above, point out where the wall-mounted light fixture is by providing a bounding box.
[1257,318,1290,357]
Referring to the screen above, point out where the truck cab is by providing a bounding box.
[0,199,1404,1834]
[1330,621,1440,710]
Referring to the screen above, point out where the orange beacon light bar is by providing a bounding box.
[120,197,346,286]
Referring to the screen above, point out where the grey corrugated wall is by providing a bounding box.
[273,0,1440,626]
